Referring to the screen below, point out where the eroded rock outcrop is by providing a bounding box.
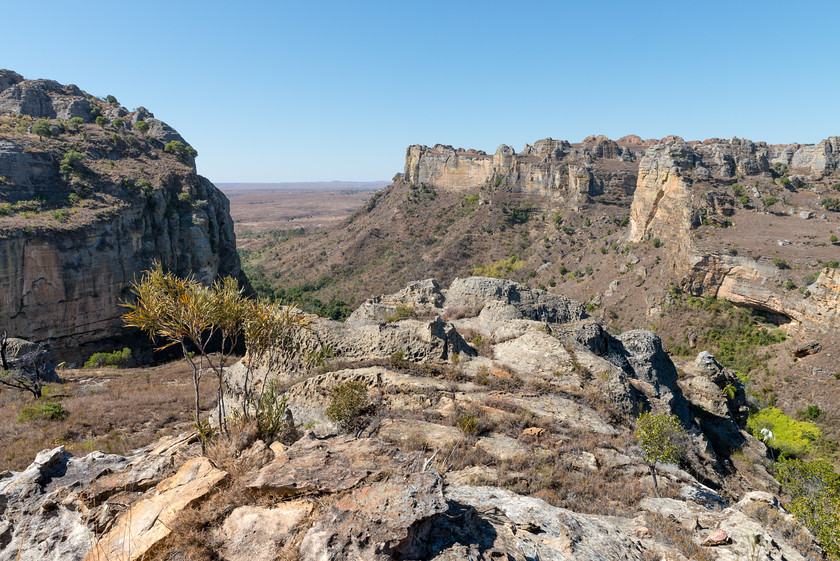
[404,136,643,202]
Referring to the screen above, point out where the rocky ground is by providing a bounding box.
[0,277,827,560]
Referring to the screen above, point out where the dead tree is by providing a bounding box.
[0,329,53,399]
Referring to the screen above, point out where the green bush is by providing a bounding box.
[772,258,788,269]
[456,413,479,436]
[136,178,154,196]
[830,235,838,244]
[472,254,525,278]
[325,381,372,433]
[820,198,840,212]
[60,148,86,180]
[178,192,193,205]
[105,95,119,105]
[652,237,662,248]
[164,140,198,160]
[773,459,840,559]
[748,407,820,457]
[51,209,69,223]
[828,261,839,269]
[33,119,52,139]
[134,120,149,134]
[384,304,414,323]
[84,347,132,368]
[17,402,69,422]
[112,118,124,130]
[68,116,84,130]
[95,116,108,127]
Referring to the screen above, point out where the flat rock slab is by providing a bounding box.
[85,457,227,561]
[475,434,530,461]
[245,433,410,495]
[378,419,464,450]
[219,501,313,561]
[299,471,447,561]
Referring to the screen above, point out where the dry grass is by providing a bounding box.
[0,360,217,471]
[643,511,714,561]
[741,502,825,561]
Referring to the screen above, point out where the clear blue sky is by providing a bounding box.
[4,1,838,183]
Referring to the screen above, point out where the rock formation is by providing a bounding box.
[0,278,826,561]
[0,70,243,353]
[404,135,643,202]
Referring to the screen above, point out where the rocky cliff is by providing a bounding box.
[404,135,645,203]
[0,70,243,353]
[627,136,840,331]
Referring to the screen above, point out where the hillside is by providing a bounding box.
[0,277,832,560]
[0,70,244,355]
[241,134,840,455]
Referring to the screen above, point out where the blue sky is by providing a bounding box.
[4,1,837,182]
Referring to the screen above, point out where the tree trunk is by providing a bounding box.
[649,463,659,497]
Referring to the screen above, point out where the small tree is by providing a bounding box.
[68,116,84,131]
[134,120,150,135]
[95,116,108,127]
[164,140,198,161]
[105,94,119,106]
[112,118,125,131]
[636,412,686,496]
[33,119,52,141]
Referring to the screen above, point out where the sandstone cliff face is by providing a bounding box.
[627,136,840,331]
[628,136,840,245]
[404,135,643,202]
[0,71,242,351]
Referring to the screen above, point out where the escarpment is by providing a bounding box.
[396,133,840,333]
[626,136,840,332]
[404,134,645,203]
[0,70,243,352]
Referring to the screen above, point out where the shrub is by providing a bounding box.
[136,178,154,196]
[59,148,86,181]
[732,183,744,196]
[112,118,124,130]
[134,120,149,134]
[325,381,372,434]
[747,407,820,457]
[83,347,132,368]
[737,195,750,206]
[831,235,838,244]
[51,209,69,223]
[164,140,198,160]
[773,458,840,559]
[17,402,69,422]
[473,254,525,278]
[68,193,80,206]
[828,261,840,269]
[178,192,193,205]
[456,413,479,436]
[95,116,108,127]
[820,198,840,212]
[384,304,414,323]
[33,119,52,139]
[802,405,822,420]
[764,196,780,207]
[254,379,293,440]
[652,237,662,248]
[68,116,84,130]
[105,94,119,105]
[772,257,788,269]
